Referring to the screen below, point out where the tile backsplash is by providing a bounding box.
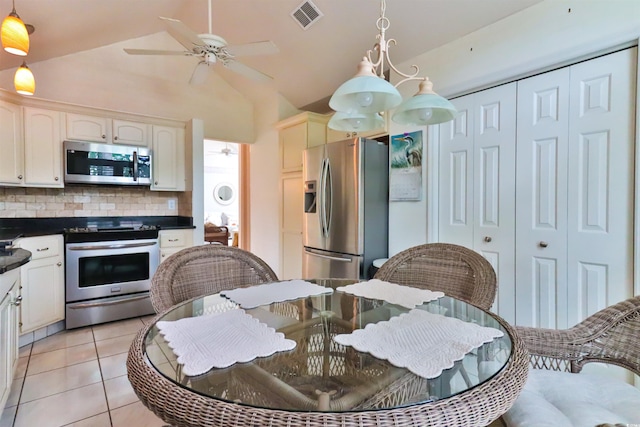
[0,186,191,218]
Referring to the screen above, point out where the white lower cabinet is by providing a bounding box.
[0,269,20,416]
[15,235,65,334]
[159,229,193,263]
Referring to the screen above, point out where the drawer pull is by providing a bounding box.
[484,236,492,243]
[168,238,179,242]
[539,241,548,248]
[37,247,49,252]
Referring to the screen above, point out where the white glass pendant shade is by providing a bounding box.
[1,10,29,56]
[14,62,34,95]
[392,79,456,126]
[329,58,402,114]
[328,111,384,132]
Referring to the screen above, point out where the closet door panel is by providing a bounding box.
[566,48,636,324]
[515,68,570,328]
[473,83,517,321]
[439,95,474,249]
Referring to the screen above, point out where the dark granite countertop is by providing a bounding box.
[0,216,194,241]
[0,248,31,274]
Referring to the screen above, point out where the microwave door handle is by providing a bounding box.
[133,151,138,182]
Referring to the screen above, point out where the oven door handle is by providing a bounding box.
[67,241,158,251]
[68,294,150,309]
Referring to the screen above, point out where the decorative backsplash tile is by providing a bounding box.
[0,186,191,218]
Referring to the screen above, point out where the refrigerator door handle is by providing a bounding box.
[319,158,329,237]
[304,248,353,262]
[324,157,332,236]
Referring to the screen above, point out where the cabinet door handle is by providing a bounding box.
[57,262,62,266]
[55,177,59,181]
[12,295,22,306]
[114,136,119,140]
[484,236,492,243]
[102,134,106,139]
[539,241,548,248]
[17,175,22,179]
[37,247,49,252]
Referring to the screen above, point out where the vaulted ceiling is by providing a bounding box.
[0,0,542,112]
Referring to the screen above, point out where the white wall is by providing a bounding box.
[387,0,640,256]
[0,33,255,143]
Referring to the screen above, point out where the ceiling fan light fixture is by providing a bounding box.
[1,2,29,56]
[14,61,35,95]
[328,0,456,131]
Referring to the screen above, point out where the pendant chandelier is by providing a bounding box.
[1,0,29,56]
[328,0,456,132]
[1,0,36,96]
[14,61,34,95]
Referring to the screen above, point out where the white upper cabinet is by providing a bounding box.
[66,114,151,147]
[0,100,24,185]
[152,125,185,191]
[23,107,64,188]
[65,113,110,143]
[0,104,63,188]
[112,119,151,147]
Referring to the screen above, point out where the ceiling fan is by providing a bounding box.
[124,0,278,84]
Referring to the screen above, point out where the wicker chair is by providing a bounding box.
[150,244,278,313]
[503,295,640,426]
[374,243,497,310]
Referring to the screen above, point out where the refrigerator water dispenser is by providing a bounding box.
[304,181,317,213]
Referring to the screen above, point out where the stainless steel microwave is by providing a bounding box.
[64,140,152,186]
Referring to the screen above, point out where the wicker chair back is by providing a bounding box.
[150,244,278,313]
[374,243,497,310]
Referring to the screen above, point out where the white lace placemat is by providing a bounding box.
[220,280,333,309]
[156,308,296,376]
[333,309,504,379]
[336,279,444,308]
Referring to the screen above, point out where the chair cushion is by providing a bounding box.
[503,369,640,427]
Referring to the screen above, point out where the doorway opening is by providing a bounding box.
[203,140,241,247]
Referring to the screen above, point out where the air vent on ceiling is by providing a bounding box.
[291,0,323,30]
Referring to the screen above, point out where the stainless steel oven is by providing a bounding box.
[64,226,159,329]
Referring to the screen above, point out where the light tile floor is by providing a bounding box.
[1,315,507,427]
[0,316,166,427]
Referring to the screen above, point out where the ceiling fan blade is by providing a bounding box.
[124,48,192,56]
[226,41,279,57]
[159,16,204,52]
[224,60,273,82]
[190,62,211,85]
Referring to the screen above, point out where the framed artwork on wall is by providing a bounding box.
[389,130,423,201]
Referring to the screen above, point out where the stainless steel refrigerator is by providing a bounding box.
[302,137,389,279]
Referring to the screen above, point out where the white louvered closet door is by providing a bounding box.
[439,83,517,322]
[515,47,636,328]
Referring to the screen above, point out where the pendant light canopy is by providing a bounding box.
[1,0,29,56]
[328,0,456,132]
[14,61,35,95]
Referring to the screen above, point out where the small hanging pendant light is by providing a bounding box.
[14,61,35,95]
[1,0,29,56]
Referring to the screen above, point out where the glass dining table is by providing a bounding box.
[127,279,528,427]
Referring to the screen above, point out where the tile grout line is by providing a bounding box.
[91,326,115,427]
[9,344,32,427]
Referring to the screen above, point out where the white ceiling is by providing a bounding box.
[0,0,542,112]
